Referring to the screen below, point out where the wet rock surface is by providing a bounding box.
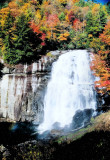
[0,74,49,122]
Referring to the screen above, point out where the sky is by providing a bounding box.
[96,0,110,4]
[85,0,110,4]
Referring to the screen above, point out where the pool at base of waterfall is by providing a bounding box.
[0,122,38,145]
[0,108,104,145]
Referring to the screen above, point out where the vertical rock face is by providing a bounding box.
[0,74,48,122]
[0,53,59,122]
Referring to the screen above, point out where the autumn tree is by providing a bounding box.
[46,14,59,40]
[100,21,110,46]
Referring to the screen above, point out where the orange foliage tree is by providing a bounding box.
[91,21,110,94]
[29,21,46,46]
[91,54,110,94]
[100,21,110,46]
[46,14,59,39]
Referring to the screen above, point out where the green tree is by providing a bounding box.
[3,14,42,64]
[76,0,86,7]
[2,12,15,63]
[59,12,65,21]
[86,6,107,37]
[0,0,11,9]
[106,2,110,14]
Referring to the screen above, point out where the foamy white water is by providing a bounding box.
[38,50,96,133]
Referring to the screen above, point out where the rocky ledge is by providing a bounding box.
[0,51,68,74]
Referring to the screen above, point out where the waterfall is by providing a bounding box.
[38,50,96,133]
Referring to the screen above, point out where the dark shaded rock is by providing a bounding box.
[72,109,94,129]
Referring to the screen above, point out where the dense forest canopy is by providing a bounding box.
[0,0,110,94]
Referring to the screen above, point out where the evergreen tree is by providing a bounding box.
[86,6,107,37]
[3,14,42,64]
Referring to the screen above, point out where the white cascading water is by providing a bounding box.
[38,50,96,133]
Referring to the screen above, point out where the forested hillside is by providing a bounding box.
[0,0,110,93]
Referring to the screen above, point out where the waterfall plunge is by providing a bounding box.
[38,50,96,133]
